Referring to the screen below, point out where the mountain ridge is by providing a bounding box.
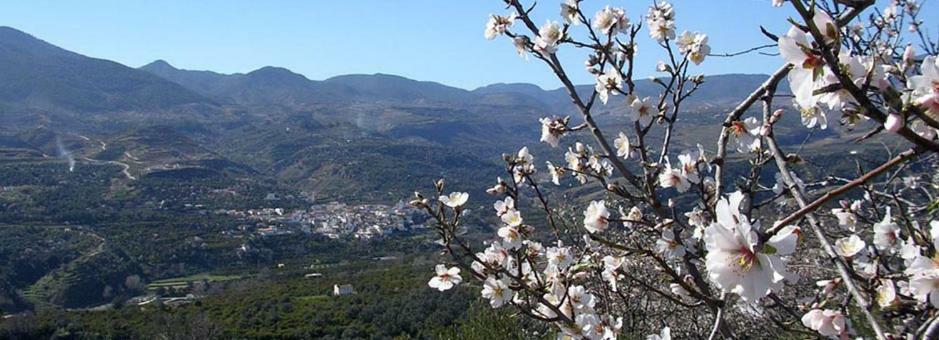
[0,26,213,116]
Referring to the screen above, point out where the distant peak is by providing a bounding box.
[245,66,313,84]
[248,66,302,76]
[141,59,177,71]
[473,82,545,92]
[0,26,27,35]
[0,26,41,42]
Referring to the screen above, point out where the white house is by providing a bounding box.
[333,284,355,296]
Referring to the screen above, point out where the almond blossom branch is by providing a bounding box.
[713,64,791,199]
[762,98,889,339]
[789,1,939,153]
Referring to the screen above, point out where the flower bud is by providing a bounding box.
[903,44,916,67]
[884,112,904,132]
[770,108,784,124]
[655,61,671,73]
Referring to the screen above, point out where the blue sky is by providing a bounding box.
[0,1,933,90]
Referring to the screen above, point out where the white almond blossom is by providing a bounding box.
[501,209,523,227]
[517,146,533,164]
[560,0,579,25]
[484,13,517,40]
[546,245,573,270]
[439,192,469,208]
[428,264,463,291]
[587,155,613,177]
[873,208,900,251]
[778,25,826,124]
[801,309,846,338]
[658,162,690,193]
[834,234,866,259]
[817,53,886,113]
[677,151,700,184]
[593,6,629,35]
[602,255,626,291]
[583,200,610,233]
[534,21,562,55]
[686,207,709,240]
[704,192,800,301]
[567,285,596,312]
[493,196,514,216]
[876,279,898,308]
[475,242,509,271]
[646,2,675,42]
[629,95,656,126]
[581,315,622,340]
[613,132,632,159]
[539,117,566,147]
[675,31,710,65]
[729,117,762,153]
[900,238,922,265]
[655,228,686,259]
[481,276,512,307]
[565,145,589,184]
[512,36,529,58]
[547,161,563,185]
[908,56,939,115]
[625,206,643,222]
[486,177,507,195]
[906,256,939,307]
[498,225,523,249]
[798,102,829,129]
[596,69,623,104]
[831,200,860,231]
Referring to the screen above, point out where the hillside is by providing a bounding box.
[0,27,215,131]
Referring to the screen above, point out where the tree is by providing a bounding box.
[414,0,939,339]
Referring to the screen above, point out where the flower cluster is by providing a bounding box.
[414,0,939,338]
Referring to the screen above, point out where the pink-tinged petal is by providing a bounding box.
[767,225,800,255]
[885,113,905,132]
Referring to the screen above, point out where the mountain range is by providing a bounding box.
[0,25,828,201]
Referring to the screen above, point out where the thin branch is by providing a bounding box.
[770,147,922,233]
[708,44,777,57]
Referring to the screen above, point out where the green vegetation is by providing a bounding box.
[147,274,244,290]
[2,262,537,339]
